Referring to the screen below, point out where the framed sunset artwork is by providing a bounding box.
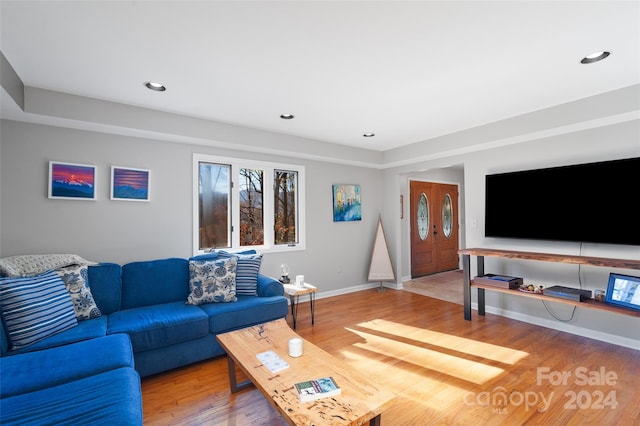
[111,166,150,201]
[48,161,96,200]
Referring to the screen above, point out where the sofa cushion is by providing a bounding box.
[257,274,285,297]
[199,295,288,334]
[88,263,122,314]
[56,264,102,320]
[187,256,237,304]
[121,258,189,309]
[7,316,108,355]
[217,251,262,296]
[108,301,209,352]
[0,367,142,426]
[0,271,77,350]
[0,333,134,398]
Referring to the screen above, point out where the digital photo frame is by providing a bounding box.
[605,273,640,312]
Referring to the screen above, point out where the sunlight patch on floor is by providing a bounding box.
[340,348,470,414]
[356,319,529,365]
[345,327,504,385]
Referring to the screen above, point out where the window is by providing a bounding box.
[193,154,305,254]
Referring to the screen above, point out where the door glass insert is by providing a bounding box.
[442,193,453,238]
[417,193,429,241]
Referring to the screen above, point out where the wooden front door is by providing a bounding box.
[410,181,459,278]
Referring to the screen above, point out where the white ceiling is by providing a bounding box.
[1,1,639,152]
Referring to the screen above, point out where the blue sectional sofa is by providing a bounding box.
[0,252,288,425]
[1,334,142,425]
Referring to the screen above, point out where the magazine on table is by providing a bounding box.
[294,376,341,402]
[256,350,289,373]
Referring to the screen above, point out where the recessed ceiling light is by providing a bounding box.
[280,114,295,119]
[144,81,166,91]
[363,133,375,137]
[580,51,610,64]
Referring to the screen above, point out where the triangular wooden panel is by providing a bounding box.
[368,217,395,282]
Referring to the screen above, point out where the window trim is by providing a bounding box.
[193,153,305,255]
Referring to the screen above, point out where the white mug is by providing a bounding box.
[288,337,303,357]
[295,275,305,287]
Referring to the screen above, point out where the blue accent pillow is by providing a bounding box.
[189,252,219,262]
[0,270,78,350]
[217,251,262,296]
[186,257,237,304]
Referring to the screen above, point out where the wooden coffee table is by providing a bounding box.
[217,319,396,425]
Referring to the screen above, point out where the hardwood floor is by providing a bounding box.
[142,285,640,425]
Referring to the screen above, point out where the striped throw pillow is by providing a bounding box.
[217,251,262,296]
[0,270,78,350]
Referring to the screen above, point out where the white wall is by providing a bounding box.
[385,119,640,348]
[0,120,383,294]
[1,81,639,348]
[466,120,640,347]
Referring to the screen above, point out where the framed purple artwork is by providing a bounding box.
[48,161,96,200]
[111,166,150,201]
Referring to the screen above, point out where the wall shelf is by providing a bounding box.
[459,248,640,320]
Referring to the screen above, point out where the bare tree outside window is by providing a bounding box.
[239,168,264,246]
[193,154,304,254]
[274,170,297,245]
[198,162,230,249]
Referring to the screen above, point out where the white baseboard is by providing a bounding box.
[309,282,403,302]
[474,303,640,351]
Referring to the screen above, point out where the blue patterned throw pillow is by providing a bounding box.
[217,251,262,296]
[0,270,78,350]
[186,257,237,305]
[56,264,102,320]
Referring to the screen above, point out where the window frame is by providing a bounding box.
[192,153,306,255]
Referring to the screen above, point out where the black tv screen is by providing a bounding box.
[485,157,640,246]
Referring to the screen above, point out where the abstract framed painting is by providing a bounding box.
[332,184,361,222]
[48,161,96,200]
[111,166,150,201]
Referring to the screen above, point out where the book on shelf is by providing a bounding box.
[294,376,341,402]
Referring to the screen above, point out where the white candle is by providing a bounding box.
[288,337,303,357]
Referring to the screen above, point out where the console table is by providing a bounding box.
[459,248,640,320]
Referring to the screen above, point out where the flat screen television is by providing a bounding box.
[605,273,640,312]
[484,157,640,246]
